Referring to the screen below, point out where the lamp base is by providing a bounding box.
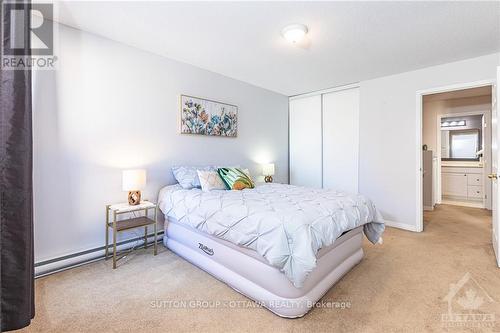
[128,191,141,205]
[264,176,273,183]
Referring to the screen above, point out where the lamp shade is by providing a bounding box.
[262,163,275,176]
[122,169,146,191]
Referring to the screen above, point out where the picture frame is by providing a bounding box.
[180,95,238,137]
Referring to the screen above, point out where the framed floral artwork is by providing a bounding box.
[180,95,238,137]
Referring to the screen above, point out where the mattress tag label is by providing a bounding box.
[198,243,214,256]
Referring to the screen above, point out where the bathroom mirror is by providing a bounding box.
[441,129,481,161]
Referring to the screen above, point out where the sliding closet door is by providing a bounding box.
[289,95,322,187]
[322,87,360,193]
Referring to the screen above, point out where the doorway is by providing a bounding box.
[419,83,499,266]
[417,82,498,265]
[421,85,493,214]
[416,76,500,268]
[416,81,495,230]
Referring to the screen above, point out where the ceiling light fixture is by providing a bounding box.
[281,24,308,44]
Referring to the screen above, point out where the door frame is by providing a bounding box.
[416,79,495,232]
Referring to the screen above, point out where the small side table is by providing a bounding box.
[105,201,158,269]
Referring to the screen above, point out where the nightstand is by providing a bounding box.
[105,201,158,269]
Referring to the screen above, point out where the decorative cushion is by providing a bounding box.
[172,166,214,189]
[197,170,227,192]
[217,167,255,190]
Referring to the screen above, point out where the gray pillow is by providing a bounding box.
[172,166,215,189]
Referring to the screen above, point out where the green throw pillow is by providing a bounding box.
[217,167,255,190]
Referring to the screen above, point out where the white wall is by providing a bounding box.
[33,23,288,265]
[359,53,499,230]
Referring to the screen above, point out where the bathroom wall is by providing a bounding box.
[422,95,491,156]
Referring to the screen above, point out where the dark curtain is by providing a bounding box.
[0,0,35,331]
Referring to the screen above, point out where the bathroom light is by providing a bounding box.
[281,24,308,43]
[441,120,466,128]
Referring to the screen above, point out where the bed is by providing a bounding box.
[158,183,384,318]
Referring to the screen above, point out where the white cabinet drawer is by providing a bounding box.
[467,174,482,186]
[442,173,468,197]
[468,186,483,198]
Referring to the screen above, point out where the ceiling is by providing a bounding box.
[423,86,492,102]
[53,1,500,96]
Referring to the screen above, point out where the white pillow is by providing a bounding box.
[197,170,227,191]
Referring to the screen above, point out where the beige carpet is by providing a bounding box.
[18,205,500,333]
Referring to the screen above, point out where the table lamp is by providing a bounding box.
[122,169,146,205]
[262,163,275,183]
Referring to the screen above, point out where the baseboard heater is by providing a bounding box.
[35,232,164,278]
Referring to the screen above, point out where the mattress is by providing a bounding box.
[164,218,364,317]
[158,183,384,288]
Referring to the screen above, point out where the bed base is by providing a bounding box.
[164,220,364,318]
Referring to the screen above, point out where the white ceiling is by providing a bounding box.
[53,1,500,96]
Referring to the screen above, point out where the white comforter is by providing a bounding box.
[158,183,384,288]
